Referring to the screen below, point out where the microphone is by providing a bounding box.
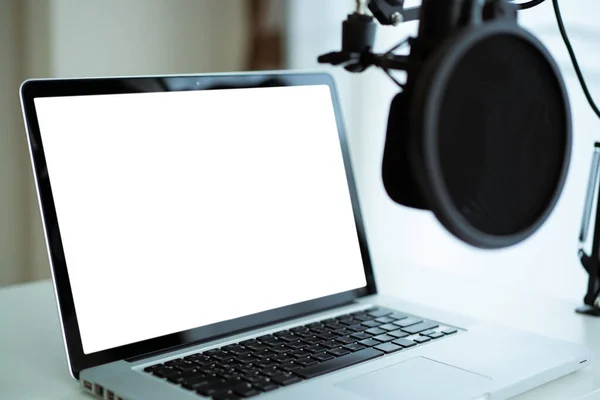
[319,0,572,249]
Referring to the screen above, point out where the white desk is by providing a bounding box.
[1,263,600,400]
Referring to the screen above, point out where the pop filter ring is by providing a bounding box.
[409,20,572,249]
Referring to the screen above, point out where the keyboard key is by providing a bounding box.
[286,340,306,350]
[332,328,353,336]
[368,309,393,318]
[279,335,299,343]
[361,320,382,328]
[394,317,423,328]
[351,332,371,340]
[289,349,311,359]
[241,371,262,383]
[306,322,324,329]
[254,360,277,369]
[388,329,409,339]
[166,372,185,383]
[260,366,283,377]
[317,332,338,341]
[335,336,356,345]
[305,344,328,353]
[442,328,458,335]
[174,363,197,372]
[392,338,416,348]
[182,376,223,390]
[358,338,381,347]
[236,355,259,364]
[213,391,241,400]
[279,362,302,372]
[328,347,351,357]
[291,326,309,333]
[295,357,318,367]
[354,314,372,322]
[164,358,184,367]
[372,334,395,343]
[154,368,180,379]
[253,349,277,359]
[263,338,286,347]
[310,326,329,334]
[379,323,400,331]
[301,336,323,345]
[388,313,408,321]
[244,342,268,351]
[294,330,313,338]
[295,348,384,379]
[323,318,340,325]
[234,365,256,374]
[320,340,340,349]
[312,352,335,361]
[270,345,291,354]
[274,330,292,337]
[253,377,279,392]
[402,321,439,334]
[144,364,162,372]
[336,314,353,321]
[428,332,445,339]
[184,354,211,363]
[232,382,259,398]
[375,316,395,324]
[347,324,365,332]
[257,334,274,342]
[196,378,244,397]
[339,318,361,326]
[365,327,387,335]
[414,336,431,343]
[421,329,437,336]
[374,342,403,354]
[343,343,366,352]
[272,354,295,364]
[270,373,302,386]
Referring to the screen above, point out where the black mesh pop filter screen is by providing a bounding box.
[435,34,569,236]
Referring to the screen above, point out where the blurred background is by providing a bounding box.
[1,0,599,304]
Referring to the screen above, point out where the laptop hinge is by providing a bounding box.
[125,299,360,363]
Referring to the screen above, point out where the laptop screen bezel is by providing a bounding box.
[20,72,377,378]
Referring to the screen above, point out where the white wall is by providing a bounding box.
[0,0,249,286]
[287,0,600,302]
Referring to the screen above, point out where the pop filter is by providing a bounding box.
[321,0,572,249]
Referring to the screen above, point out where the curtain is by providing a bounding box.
[246,0,286,70]
[0,0,252,287]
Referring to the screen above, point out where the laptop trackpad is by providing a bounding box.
[337,357,492,400]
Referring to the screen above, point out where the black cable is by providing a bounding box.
[515,0,548,10]
[552,0,600,119]
[384,38,409,57]
[383,68,405,89]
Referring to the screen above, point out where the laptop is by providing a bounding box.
[20,72,591,400]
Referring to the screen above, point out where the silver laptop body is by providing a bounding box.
[20,72,592,400]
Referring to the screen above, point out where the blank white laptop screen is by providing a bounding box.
[33,84,367,355]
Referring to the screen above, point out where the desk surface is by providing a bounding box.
[2,263,600,400]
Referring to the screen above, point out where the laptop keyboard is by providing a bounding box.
[142,307,459,399]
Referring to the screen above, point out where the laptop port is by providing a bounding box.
[82,380,93,391]
[107,390,115,400]
[93,383,104,397]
